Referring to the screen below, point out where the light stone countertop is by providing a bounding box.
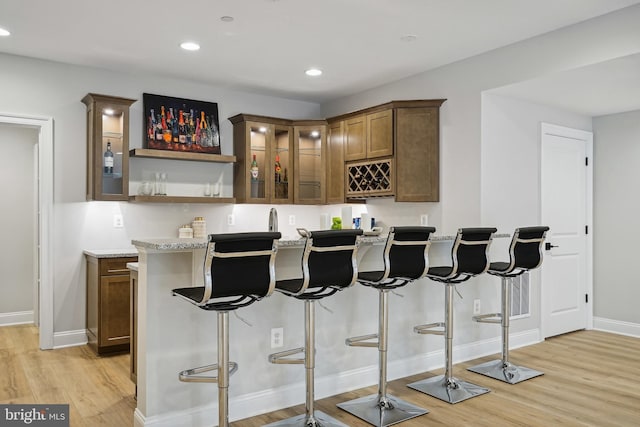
[83,248,139,258]
[130,233,509,251]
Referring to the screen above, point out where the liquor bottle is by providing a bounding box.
[171,108,179,143]
[200,111,211,147]
[250,154,259,181]
[209,115,220,148]
[148,109,155,141]
[178,110,186,144]
[283,167,288,183]
[274,154,282,182]
[195,117,201,145]
[155,113,163,141]
[162,106,172,143]
[104,141,114,174]
[190,109,197,144]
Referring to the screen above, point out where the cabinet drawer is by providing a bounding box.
[100,257,137,276]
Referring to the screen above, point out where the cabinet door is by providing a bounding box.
[99,274,131,348]
[344,115,366,161]
[238,121,271,203]
[326,121,345,204]
[82,94,135,201]
[366,109,393,159]
[271,125,294,204]
[294,125,326,204]
[395,107,439,202]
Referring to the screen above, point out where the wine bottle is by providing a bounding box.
[250,154,259,181]
[162,106,172,143]
[155,113,163,141]
[178,110,186,144]
[171,108,179,143]
[148,109,155,141]
[104,141,114,174]
[190,109,197,144]
[274,154,282,182]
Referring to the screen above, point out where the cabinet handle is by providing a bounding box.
[107,268,130,273]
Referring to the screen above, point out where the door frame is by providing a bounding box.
[540,122,593,338]
[0,113,54,350]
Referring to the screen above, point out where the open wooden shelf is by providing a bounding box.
[129,195,235,204]
[129,148,236,163]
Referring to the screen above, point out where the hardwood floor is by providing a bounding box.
[0,324,135,427]
[1,326,639,426]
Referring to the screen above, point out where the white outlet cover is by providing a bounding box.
[227,214,235,226]
[289,215,296,225]
[113,214,124,228]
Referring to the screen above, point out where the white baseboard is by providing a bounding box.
[53,329,88,349]
[135,329,541,426]
[593,317,640,338]
[0,310,34,326]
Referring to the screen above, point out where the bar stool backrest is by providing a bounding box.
[384,226,437,280]
[300,229,363,293]
[506,226,550,275]
[451,227,498,277]
[201,232,281,304]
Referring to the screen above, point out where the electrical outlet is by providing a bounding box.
[227,214,235,226]
[473,299,481,315]
[288,215,296,225]
[271,327,284,348]
[113,214,124,228]
[420,214,429,226]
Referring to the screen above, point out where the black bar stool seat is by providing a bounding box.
[172,232,281,427]
[468,226,549,384]
[408,227,497,404]
[266,229,362,427]
[337,226,435,427]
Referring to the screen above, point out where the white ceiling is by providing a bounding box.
[1,0,639,107]
[490,52,640,117]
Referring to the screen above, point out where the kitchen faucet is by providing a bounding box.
[269,208,278,232]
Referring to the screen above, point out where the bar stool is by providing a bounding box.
[408,227,497,404]
[337,226,436,426]
[467,226,549,384]
[171,232,281,427]
[266,229,363,427]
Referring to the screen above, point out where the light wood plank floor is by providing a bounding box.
[2,326,639,426]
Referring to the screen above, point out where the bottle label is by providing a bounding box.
[104,157,114,167]
[251,167,259,180]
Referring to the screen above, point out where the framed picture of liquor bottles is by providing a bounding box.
[143,93,221,154]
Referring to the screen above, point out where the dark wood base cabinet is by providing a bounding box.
[86,255,137,355]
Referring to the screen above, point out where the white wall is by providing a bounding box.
[0,124,38,319]
[593,109,640,326]
[480,93,592,333]
[0,52,325,334]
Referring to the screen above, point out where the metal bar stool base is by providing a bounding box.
[263,410,349,427]
[337,394,428,427]
[407,375,489,404]
[467,360,543,384]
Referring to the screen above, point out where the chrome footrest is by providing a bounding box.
[268,347,305,364]
[472,312,501,324]
[178,361,238,383]
[414,322,445,335]
[345,333,378,347]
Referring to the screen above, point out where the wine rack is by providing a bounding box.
[346,158,394,198]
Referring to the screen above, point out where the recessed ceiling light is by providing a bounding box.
[103,109,115,116]
[180,41,200,51]
[310,131,319,137]
[259,127,267,133]
[305,68,322,77]
[400,34,417,42]
[220,16,234,22]
[0,27,10,37]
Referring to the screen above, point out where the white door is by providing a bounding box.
[541,123,592,338]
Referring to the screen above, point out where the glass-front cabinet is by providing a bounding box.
[82,93,136,201]
[229,114,293,204]
[294,123,326,204]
